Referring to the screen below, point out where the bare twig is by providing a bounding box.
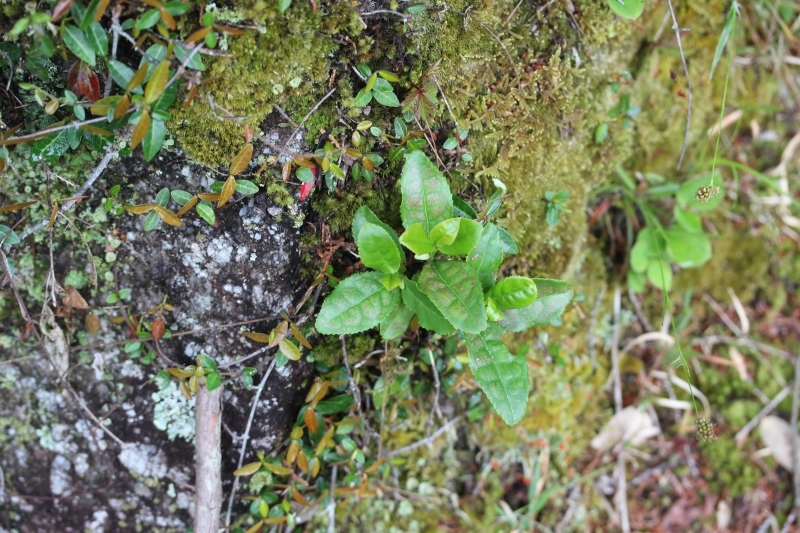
[734,386,791,445]
[327,465,338,533]
[588,286,606,369]
[224,358,275,527]
[611,285,623,413]
[283,88,336,152]
[360,9,409,19]
[616,452,630,533]
[426,349,443,433]
[430,75,460,131]
[384,416,461,458]
[627,285,653,332]
[664,0,693,169]
[791,351,800,517]
[13,142,121,244]
[340,335,376,447]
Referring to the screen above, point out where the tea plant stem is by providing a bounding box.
[224,358,275,527]
[665,0,692,169]
[282,88,336,153]
[791,351,800,517]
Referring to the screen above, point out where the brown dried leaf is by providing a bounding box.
[131,110,151,149]
[52,0,72,21]
[124,203,156,214]
[80,124,114,136]
[243,331,271,343]
[292,489,311,507]
[186,25,212,44]
[64,285,90,309]
[85,312,101,336]
[197,192,220,202]
[151,316,165,341]
[233,461,263,476]
[269,321,288,347]
[214,24,245,35]
[168,368,194,379]
[263,517,287,526]
[0,158,5,174]
[286,440,300,465]
[365,457,385,474]
[154,205,183,227]
[0,124,22,141]
[94,0,110,21]
[229,144,253,176]
[0,201,35,214]
[296,450,309,473]
[279,339,301,361]
[304,407,318,432]
[159,7,176,29]
[127,63,149,91]
[293,156,316,169]
[114,94,131,120]
[48,203,59,228]
[144,61,170,104]
[175,195,199,216]
[260,462,293,476]
[288,320,312,349]
[315,426,334,456]
[217,175,236,208]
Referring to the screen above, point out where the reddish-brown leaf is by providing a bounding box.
[185,25,212,44]
[197,192,220,202]
[151,316,165,341]
[304,407,318,432]
[64,286,90,309]
[77,63,101,102]
[292,489,312,507]
[288,319,312,349]
[217,174,236,208]
[0,158,5,174]
[229,144,253,176]
[85,312,101,336]
[51,0,72,21]
[67,61,82,97]
[175,195,199,216]
[214,25,245,35]
[131,111,150,149]
[79,124,114,136]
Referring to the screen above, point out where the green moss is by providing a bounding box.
[700,434,761,497]
[311,180,401,236]
[310,333,375,367]
[169,3,359,167]
[266,180,294,207]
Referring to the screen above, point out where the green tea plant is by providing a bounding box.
[544,190,570,228]
[314,151,573,425]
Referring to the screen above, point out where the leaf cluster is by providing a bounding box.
[314,151,573,425]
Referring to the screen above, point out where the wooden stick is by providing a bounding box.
[195,382,223,533]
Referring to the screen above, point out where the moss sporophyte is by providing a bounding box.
[314,150,574,426]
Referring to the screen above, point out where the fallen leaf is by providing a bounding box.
[759,415,798,470]
[590,406,659,452]
[64,285,89,309]
[85,312,101,336]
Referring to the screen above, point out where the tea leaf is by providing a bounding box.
[400,151,453,232]
[486,276,537,310]
[499,279,573,332]
[315,272,400,334]
[418,261,486,334]
[356,222,401,274]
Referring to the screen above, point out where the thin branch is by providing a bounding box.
[282,88,336,152]
[326,465,338,533]
[13,142,121,244]
[426,349,442,433]
[360,9,410,19]
[791,351,800,517]
[611,285,623,413]
[384,416,460,458]
[224,358,276,527]
[340,335,376,447]
[665,0,693,169]
[733,385,791,445]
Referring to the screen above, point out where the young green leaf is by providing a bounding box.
[429,218,460,247]
[0,225,21,246]
[400,151,453,233]
[647,259,673,291]
[356,222,402,274]
[487,276,538,310]
[205,371,222,391]
[235,180,259,195]
[607,0,644,19]
[373,89,400,107]
[399,223,435,256]
[354,88,372,107]
[196,202,215,225]
[709,5,737,82]
[315,272,400,334]
[673,205,702,232]
[401,279,455,335]
[418,261,486,334]
[465,323,529,425]
[499,279,573,332]
[664,228,712,268]
[379,301,415,340]
[279,339,302,361]
[351,205,403,257]
[63,25,96,66]
[468,223,503,291]
[438,218,483,255]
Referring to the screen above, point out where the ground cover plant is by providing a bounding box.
[2,0,800,531]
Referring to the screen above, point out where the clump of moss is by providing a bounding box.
[265,180,294,207]
[169,2,358,167]
[311,180,401,236]
[700,435,761,497]
[310,333,375,367]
